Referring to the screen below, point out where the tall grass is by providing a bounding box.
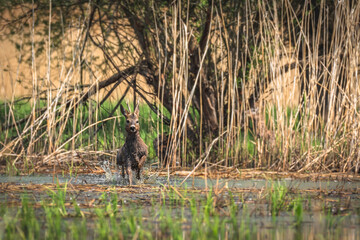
[0,0,359,174]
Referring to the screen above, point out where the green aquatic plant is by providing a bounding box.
[5,160,19,176]
[228,191,241,238]
[95,207,110,240]
[118,204,144,238]
[19,195,40,240]
[72,199,84,218]
[268,182,288,217]
[159,208,183,240]
[95,192,124,240]
[42,200,64,240]
[0,196,7,217]
[46,180,68,216]
[110,191,118,215]
[42,181,71,239]
[324,208,347,230]
[238,204,256,240]
[2,196,40,240]
[4,214,18,240]
[290,196,304,226]
[0,186,358,239]
[204,189,215,220]
[67,159,80,178]
[189,196,200,239]
[70,219,87,240]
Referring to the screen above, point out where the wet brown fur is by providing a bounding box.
[116,104,148,185]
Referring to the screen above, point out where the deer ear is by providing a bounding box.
[134,101,140,116]
[120,105,128,116]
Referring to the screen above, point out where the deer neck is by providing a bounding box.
[125,131,140,142]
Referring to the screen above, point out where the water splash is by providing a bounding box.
[100,160,113,182]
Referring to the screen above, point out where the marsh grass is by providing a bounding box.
[0,183,358,240]
[19,195,40,240]
[1,0,359,175]
[289,196,304,227]
[0,101,164,154]
[0,100,169,173]
[45,180,68,216]
[268,182,289,218]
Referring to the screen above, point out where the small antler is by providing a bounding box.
[126,100,131,112]
[134,100,140,115]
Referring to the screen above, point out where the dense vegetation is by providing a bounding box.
[0,0,359,173]
[0,182,355,239]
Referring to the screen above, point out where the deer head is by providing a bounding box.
[121,102,140,134]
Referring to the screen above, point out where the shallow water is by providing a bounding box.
[0,172,359,240]
[0,172,359,191]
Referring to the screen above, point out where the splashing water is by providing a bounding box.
[100,160,113,181]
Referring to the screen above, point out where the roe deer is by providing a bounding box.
[116,103,148,185]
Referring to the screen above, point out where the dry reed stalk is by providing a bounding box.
[180,131,227,186]
[1,0,359,175]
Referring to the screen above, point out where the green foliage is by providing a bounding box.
[46,180,68,216]
[42,202,64,240]
[0,187,357,239]
[69,219,87,240]
[42,182,69,239]
[268,182,288,217]
[72,199,84,218]
[4,214,18,240]
[5,160,19,176]
[289,196,304,226]
[324,208,346,230]
[0,100,169,161]
[19,195,40,240]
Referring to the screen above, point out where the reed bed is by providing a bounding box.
[0,0,359,174]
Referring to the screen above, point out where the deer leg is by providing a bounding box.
[136,168,141,180]
[117,151,126,180]
[127,166,132,185]
[138,155,147,169]
[121,164,125,178]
